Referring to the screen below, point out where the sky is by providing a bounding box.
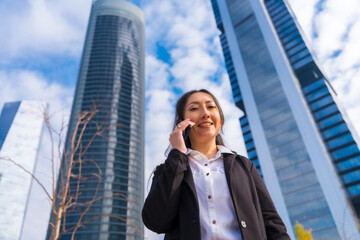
[0,0,360,239]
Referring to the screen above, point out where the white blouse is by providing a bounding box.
[187,146,242,240]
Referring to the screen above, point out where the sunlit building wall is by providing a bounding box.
[0,101,45,240]
[50,0,145,239]
[210,0,360,239]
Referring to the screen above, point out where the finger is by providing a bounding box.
[175,119,194,131]
[188,120,195,127]
[182,119,195,128]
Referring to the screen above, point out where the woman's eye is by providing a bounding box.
[189,107,198,111]
[208,105,217,109]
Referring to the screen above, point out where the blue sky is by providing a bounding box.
[0,0,360,239]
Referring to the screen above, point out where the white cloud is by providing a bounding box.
[142,0,176,54]
[312,0,360,60]
[170,48,218,88]
[145,55,171,90]
[0,0,91,60]
[332,19,360,73]
[331,67,360,135]
[0,70,73,116]
[144,55,175,175]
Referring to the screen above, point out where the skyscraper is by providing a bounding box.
[0,101,46,240]
[50,0,145,239]
[210,0,360,239]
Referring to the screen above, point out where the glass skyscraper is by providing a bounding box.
[0,101,46,240]
[49,0,145,239]
[210,0,360,239]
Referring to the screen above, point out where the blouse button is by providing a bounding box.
[208,195,212,199]
[212,220,216,224]
[206,173,210,176]
[205,163,208,166]
[241,220,247,228]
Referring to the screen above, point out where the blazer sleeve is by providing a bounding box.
[247,157,291,240]
[142,149,188,233]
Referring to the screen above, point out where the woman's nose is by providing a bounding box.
[201,108,210,118]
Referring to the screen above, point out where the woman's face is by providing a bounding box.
[183,92,222,145]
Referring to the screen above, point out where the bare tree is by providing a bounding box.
[1,104,144,240]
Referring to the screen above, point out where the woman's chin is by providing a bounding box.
[190,133,217,144]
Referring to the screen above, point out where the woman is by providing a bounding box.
[142,89,290,240]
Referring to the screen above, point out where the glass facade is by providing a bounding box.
[264,0,360,218]
[0,101,45,240]
[211,0,360,239]
[50,1,145,239]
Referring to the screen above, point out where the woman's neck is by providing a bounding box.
[191,141,218,159]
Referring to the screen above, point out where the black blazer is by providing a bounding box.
[142,149,291,240]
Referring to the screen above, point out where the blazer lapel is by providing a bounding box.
[223,153,244,226]
[223,153,236,190]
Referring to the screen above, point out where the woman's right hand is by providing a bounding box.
[169,118,195,154]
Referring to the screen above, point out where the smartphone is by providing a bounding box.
[181,118,192,141]
[183,125,191,140]
[164,120,191,157]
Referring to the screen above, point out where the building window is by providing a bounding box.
[336,156,360,172]
[243,132,253,142]
[240,116,248,126]
[321,122,348,140]
[347,184,360,197]
[286,42,306,56]
[331,144,360,161]
[242,124,250,134]
[309,95,333,111]
[326,133,354,150]
[245,140,255,150]
[289,48,310,63]
[313,104,338,120]
[306,87,329,102]
[318,113,344,129]
[341,168,360,184]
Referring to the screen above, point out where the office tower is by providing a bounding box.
[49,0,145,239]
[210,0,360,239]
[0,101,46,240]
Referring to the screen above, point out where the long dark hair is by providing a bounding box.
[174,89,225,148]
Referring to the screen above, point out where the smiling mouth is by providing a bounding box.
[198,123,213,127]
